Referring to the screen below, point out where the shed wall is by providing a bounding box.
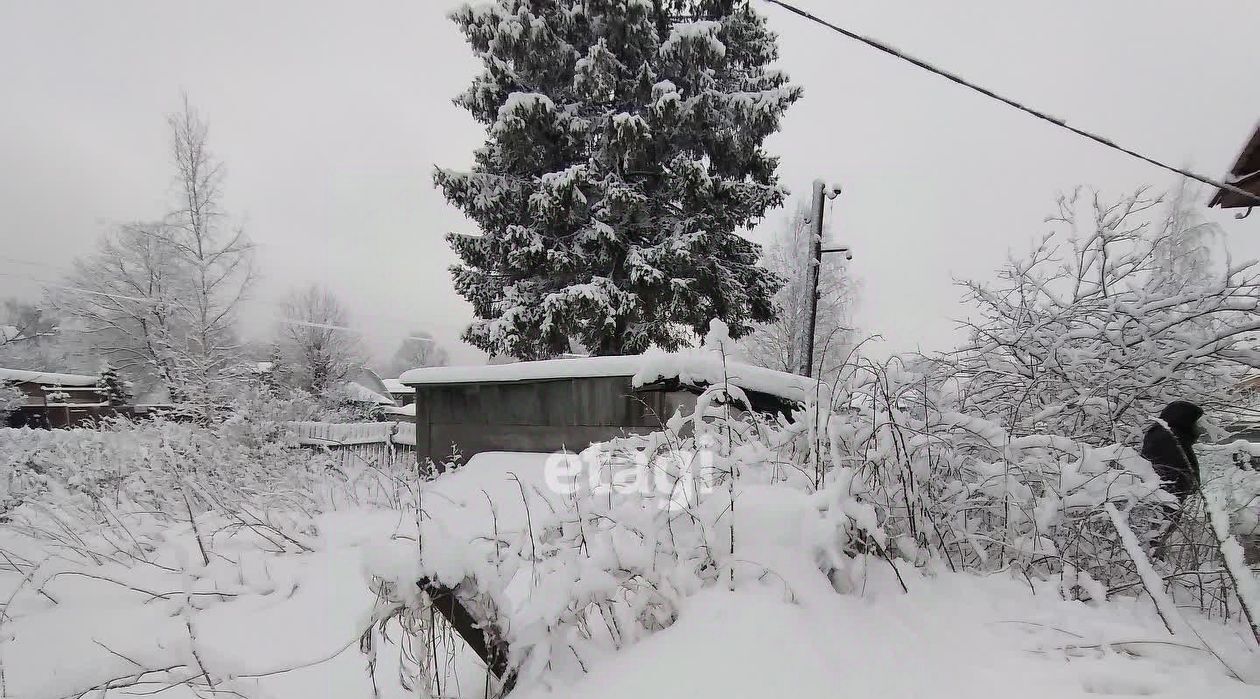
[413,375,690,465]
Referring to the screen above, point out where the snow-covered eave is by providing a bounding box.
[0,367,99,387]
[342,381,398,406]
[400,353,815,404]
[382,378,410,394]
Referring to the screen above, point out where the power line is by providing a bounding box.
[278,318,435,343]
[759,0,1260,206]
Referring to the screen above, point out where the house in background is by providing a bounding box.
[1,367,108,428]
[382,378,414,406]
[341,367,398,413]
[1210,121,1260,214]
[341,381,397,409]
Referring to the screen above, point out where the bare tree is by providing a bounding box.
[53,98,253,414]
[741,201,858,380]
[386,330,448,377]
[53,222,185,390]
[935,186,1260,444]
[163,96,255,410]
[278,284,362,395]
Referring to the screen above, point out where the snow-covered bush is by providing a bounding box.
[0,382,22,423]
[2,421,287,520]
[937,187,1259,444]
[0,404,410,541]
[836,360,1178,582]
[0,414,424,699]
[1202,442,1260,539]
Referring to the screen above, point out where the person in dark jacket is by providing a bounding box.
[1140,400,1204,504]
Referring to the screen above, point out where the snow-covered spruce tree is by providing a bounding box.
[438,0,800,358]
[96,363,133,406]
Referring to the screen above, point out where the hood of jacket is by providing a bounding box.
[1159,400,1203,435]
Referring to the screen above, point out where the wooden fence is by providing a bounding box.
[287,421,417,470]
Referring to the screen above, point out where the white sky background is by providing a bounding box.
[1,0,1258,370]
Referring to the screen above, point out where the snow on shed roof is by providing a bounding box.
[400,353,816,403]
[0,367,99,387]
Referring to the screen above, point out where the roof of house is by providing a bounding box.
[342,381,398,406]
[382,378,410,395]
[400,353,817,404]
[0,367,99,387]
[1210,121,1260,208]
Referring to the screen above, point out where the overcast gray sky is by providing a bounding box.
[2,0,1258,370]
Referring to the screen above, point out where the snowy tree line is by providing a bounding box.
[0,101,449,420]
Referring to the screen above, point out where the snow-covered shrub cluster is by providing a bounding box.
[0,382,22,422]
[0,415,421,699]
[368,326,1259,695]
[366,382,886,694]
[935,187,1260,445]
[3,341,1255,697]
[836,361,1176,585]
[0,399,413,539]
[1203,442,1260,539]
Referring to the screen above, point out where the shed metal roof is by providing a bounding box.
[401,353,816,404]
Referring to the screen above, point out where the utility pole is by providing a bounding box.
[798,179,851,378]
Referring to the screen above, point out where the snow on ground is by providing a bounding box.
[0,506,404,699]
[511,474,1257,698]
[522,571,1256,699]
[2,441,1257,698]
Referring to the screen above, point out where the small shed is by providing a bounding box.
[1210,121,1260,210]
[399,354,810,467]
